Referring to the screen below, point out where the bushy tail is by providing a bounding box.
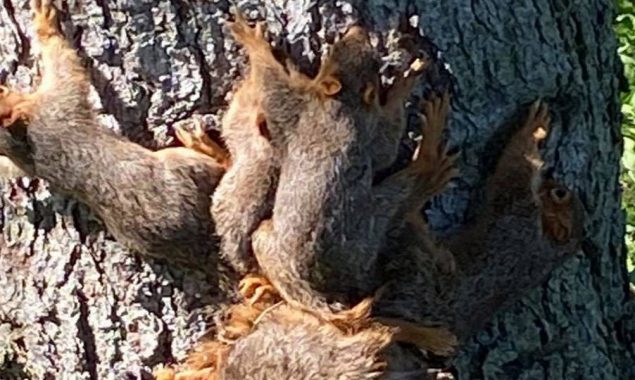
[375,317,458,356]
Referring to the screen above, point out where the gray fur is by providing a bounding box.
[0,1,224,272]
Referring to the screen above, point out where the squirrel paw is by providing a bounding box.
[420,90,451,155]
[409,90,459,192]
[523,99,551,143]
[239,273,279,305]
[174,118,231,167]
[32,0,60,41]
[218,303,265,342]
[154,341,229,379]
[382,58,426,109]
[174,118,207,148]
[0,86,33,128]
[227,10,267,48]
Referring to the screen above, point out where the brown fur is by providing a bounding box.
[209,18,280,276]
[154,301,394,380]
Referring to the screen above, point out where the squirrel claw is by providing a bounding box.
[239,274,279,305]
[523,100,551,142]
[174,118,206,148]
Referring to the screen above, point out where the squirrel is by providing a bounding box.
[206,12,427,281]
[0,0,225,272]
[374,101,584,344]
[153,302,393,380]
[226,12,458,329]
[154,260,455,380]
[448,101,584,339]
[153,294,456,380]
[446,101,581,273]
[208,17,279,277]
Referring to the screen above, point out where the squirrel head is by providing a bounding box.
[313,25,381,108]
[538,178,585,245]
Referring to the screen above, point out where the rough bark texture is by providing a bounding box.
[0,0,633,379]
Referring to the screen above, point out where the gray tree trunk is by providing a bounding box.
[0,0,632,379]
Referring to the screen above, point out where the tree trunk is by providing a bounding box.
[0,0,632,379]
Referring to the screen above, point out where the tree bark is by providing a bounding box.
[0,0,632,379]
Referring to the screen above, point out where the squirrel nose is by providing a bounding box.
[343,25,369,43]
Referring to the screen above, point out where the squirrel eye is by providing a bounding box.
[550,187,571,203]
[0,86,7,97]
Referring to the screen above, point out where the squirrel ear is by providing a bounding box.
[256,112,271,140]
[319,76,342,96]
[363,83,376,105]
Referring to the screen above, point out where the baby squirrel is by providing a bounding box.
[375,101,584,344]
[209,17,279,277]
[0,0,225,272]
[227,12,455,326]
[447,101,582,272]
[154,302,393,380]
[448,101,584,338]
[154,292,456,380]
